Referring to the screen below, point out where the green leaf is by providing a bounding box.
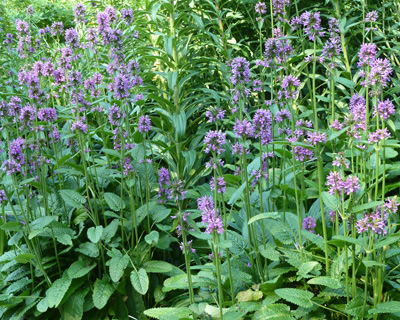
[274,288,314,308]
[145,230,159,246]
[321,192,339,211]
[331,235,363,247]
[345,298,365,317]
[131,268,149,295]
[14,253,35,264]
[375,233,400,249]
[143,261,174,273]
[104,193,124,211]
[110,254,130,282]
[351,201,384,214]
[75,242,99,258]
[102,219,119,243]
[87,226,103,243]
[63,288,89,320]
[228,182,245,205]
[0,222,24,232]
[46,275,72,308]
[369,301,400,314]
[67,260,96,279]
[335,76,355,88]
[93,276,117,309]
[248,212,279,225]
[60,190,86,209]
[144,307,192,319]
[28,216,58,238]
[307,276,342,289]
[253,303,295,320]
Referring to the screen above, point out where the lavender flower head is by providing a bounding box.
[303,216,316,233]
[366,11,378,23]
[229,57,251,86]
[197,196,224,234]
[73,4,87,24]
[358,43,377,67]
[204,130,226,154]
[272,0,290,22]
[210,176,226,194]
[326,171,345,195]
[374,99,395,120]
[26,5,34,16]
[51,22,64,36]
[138,115,151,133]
[233,118,255,139]
[292,11,324,41]
[65,28,80,49]
[255,2,267,22]
[356,212,387,235]
[121,8,134,25]
[278,74,300,100]
[205,106,225,123]
[158,167,170,203]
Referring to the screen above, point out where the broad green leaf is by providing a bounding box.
[321,192,339,211]
[14,253,35,264]
[87,226,103,243]
[75,242,99,258]
[143,261,173,273]
[369,301,400,315]
[104,193,124,212]
[228,182,245,205]
[274,288,314,308]
[248,212,279,225]
[102,219,119,243]
[60,190,86,209]
[1,222,24,232]
[131,268,149,295]
[67,261,96,279]
[110,254,130,282]
[144,307,192,319]
[47,275,72,308]
[63,288,89,320]
[351,201,384,214]
[346,298,367,317]
[307,276,342,289]
[253,303,295,320]
[145,230,159,246]
[93,276,117,309]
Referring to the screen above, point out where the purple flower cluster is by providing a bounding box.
[3,137,26,175]
[229,57,251,86]
[384,197,400,214]
[204,130,226,154]
[253,109,273,145]
[158,167,170,203]
[51,22,64,36]
[303,216,316,233]
[291,11,324,41]
[358,43,377,67]
[197,196,224,234]
[121,8,134,25]
[210,176,226,194]
[0,190,7,205]
[306,131,327,145]
[138,115,151,134]
[233,119,255,139]
[65,28,80,49]
[374,99,395,120]
[278,75,300,101]
[326,171,360,195]
[368,128,391,144]
[255,2,267,22]
[73,4,87,24]
[272,0,290,22]
[256,28,293,68]
[205,106,225,123]
[356,211,387,235]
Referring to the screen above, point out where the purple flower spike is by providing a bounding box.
[303,216,317,233]
[138,115,151,133]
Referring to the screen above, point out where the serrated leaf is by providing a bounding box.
[60,190,86,209]
[228,182,245,205]
[104,193,124,211]
[93,277,117,309]
[248,212,279,225]
[143,261,173,273]
[46,275,72,308]
[351,201,384,214]
[345,298,366,317]
[75,242,99,258]
[63,288,89,320]
[14,253,35,264]
[321,192,339,211]
[131,268,149,295]
[307,276,342,289]
[67,261,96,279]
[110,254,130,282]
[87,226,103,243]
[274,288,314,308]
[369,301,400,314]
[145,230,159,246]
[102,219,119,243]
[144,307,192,319]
